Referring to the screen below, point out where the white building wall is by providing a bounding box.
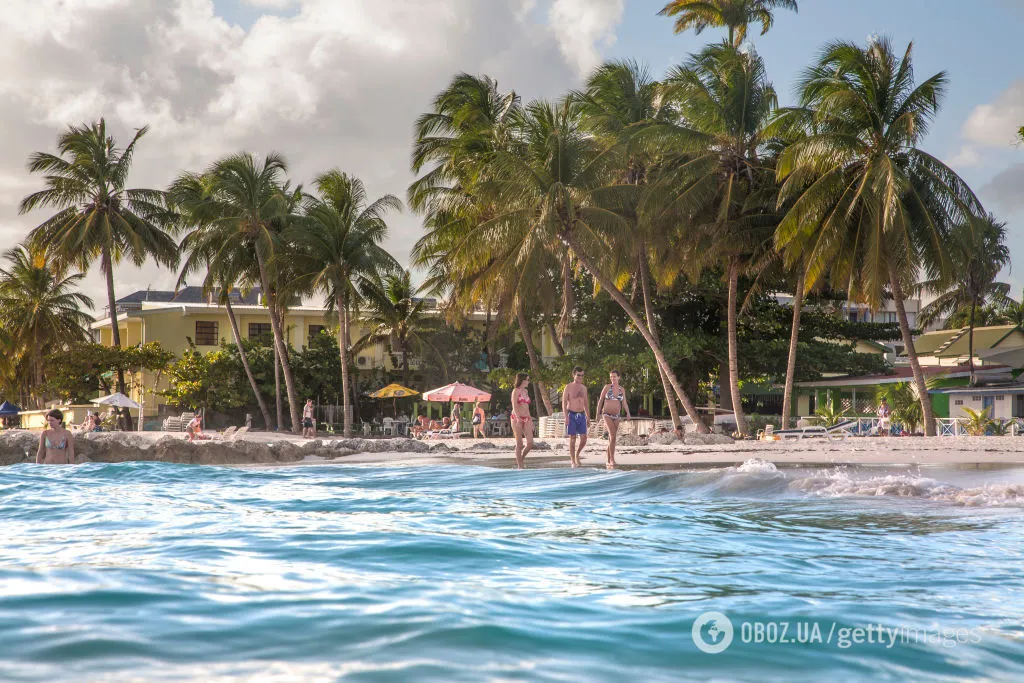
[949,394,1013,420]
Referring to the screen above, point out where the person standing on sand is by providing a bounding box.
[36,409,75,464]
[877,397,891,436]
[510,373,534,469]
[472,401,486,438]
[302,399,316,438]
[596,370,630,470]
[561,366,590,468]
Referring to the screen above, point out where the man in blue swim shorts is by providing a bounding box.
[561,367,590,468]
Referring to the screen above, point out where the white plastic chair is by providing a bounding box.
[382,417,396,436]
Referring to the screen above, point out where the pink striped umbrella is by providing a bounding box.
[421,382,491,403]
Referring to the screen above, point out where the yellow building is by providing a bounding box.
[91,287,494,416]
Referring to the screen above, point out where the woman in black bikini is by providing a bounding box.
[596,370,630,469]
[510,373,534,469]
[36,409,75,465]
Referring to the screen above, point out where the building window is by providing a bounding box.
[971,396,982,402]
[996,395,1005,401]
[848,312,858,323]
[195,321,219,346]
[954,400,964,406]
[357,356,367,366]
[308,325,326,340]
[248,322,272,340]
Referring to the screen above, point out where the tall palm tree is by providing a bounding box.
[649,43,780,435]
[775,37,983,435]
[170,172,275,430]
[356,271,444,387]
[918,214,1010,384]
[0,246,93,406]
[573,59,706,428]
[183,152,304,432]
[19,118,178,403]
[291,170,401,436]
[658,0,798,47]
[476,98,711,431]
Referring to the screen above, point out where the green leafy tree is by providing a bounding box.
[177,152,303,432]
[0,246,93,406]
[653,42,780,435]
[356,271,445,387]
[875,382,923,434]
[774,37,983,435]
[19,119,178,404]
[162,345,249,413]
[291,170,401,435]
[658,0,798,47]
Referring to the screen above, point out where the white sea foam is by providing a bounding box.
[736,458,779,474]
[790,471,1024,508]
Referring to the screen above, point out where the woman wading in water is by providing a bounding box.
[510,373,534,469]
[36,409,75,464]
[596,370,630,469]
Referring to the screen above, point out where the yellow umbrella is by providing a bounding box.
[369,383,420,419]
[369,384,419,399]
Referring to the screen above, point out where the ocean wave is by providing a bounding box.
[790,470,1024,507]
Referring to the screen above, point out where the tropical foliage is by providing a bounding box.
[3,8,1012,439]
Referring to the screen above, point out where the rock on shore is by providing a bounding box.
[0,431,432,467]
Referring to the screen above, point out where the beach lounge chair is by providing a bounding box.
[775,420,855,441]
[162,416,181,432]
[227,425,249,442]
[210,426,238,440]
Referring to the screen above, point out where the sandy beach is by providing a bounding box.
[6,428,1024,468]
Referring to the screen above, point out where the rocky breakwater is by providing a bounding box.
[0,431,432,467]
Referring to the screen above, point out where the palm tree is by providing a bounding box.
[475,98,711,430]
[658,0,798,47]
[0,246,93,406]
[170,172,275,430]
[291,170,401,436]
[357,271,444,387]
[998,290,1024,326]
[918,214,1010,384]
[649,43,780,435]
[572,59,706,428]
[180,152,304,432]
[775,37,984,435]
[19,119,178,404]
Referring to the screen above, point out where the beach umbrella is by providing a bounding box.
[369,383,419,418]
[0,401,21,416]
[91,392,141,409]
[422,382,491,403]
[369,383,419,399]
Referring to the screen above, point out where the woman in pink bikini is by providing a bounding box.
[510,372,534,469]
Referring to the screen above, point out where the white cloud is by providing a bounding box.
[0,0,624,307]
[548,0,625,77]
[951,80,1024,168]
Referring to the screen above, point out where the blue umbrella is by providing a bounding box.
[0,401,21,416]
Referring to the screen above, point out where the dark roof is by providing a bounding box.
[116,287,262,306]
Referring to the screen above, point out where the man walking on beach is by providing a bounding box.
[562,367,590,468]
[302,399,316,439]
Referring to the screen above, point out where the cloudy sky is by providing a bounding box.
[1,0,1022,309]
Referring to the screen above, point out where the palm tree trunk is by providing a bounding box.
[968,298,977,387]
[255,250,301,432]
[546,322,566,356]
[273,340,283,430]
[102,246,129,428]
[563,232,708,432]
[639,250,681,429]
[337,294,353,436]
[781,268,805,429]
[225,296,272,429]
[558,257,574,345]
[516,302,552,416]
[726,258,748,435]
[402,337,410,387]
[889,263,935,436]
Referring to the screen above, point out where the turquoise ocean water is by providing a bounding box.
[2,459,1024,681]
